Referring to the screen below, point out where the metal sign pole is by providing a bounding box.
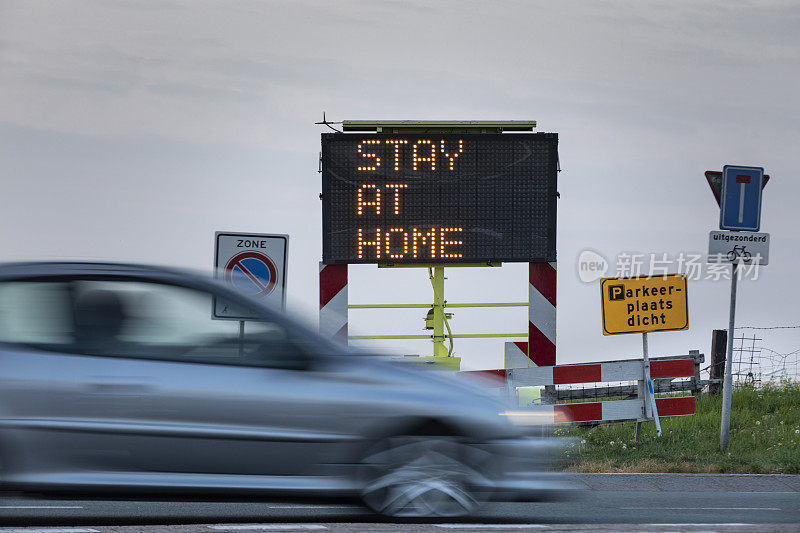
[720,262,738,450]
[642,331,662,437]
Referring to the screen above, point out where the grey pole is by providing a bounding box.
[720,262,738,450]
[642,331,661,437]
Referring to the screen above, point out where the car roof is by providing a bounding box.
[0,261,200,280]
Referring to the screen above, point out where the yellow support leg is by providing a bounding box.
[431,266,448,358]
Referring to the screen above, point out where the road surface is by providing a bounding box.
[0,474,798,532]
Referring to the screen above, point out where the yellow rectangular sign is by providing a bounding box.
[600,274,688,335]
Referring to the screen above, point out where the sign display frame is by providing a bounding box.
[320,132,558,265]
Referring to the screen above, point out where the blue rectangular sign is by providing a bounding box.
[720,165,764,231]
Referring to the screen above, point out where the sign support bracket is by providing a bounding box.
[430,266,448,357]
[642,331,662,437]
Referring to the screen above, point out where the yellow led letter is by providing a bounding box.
[412,140,436,171]
[358,228,382,259]
[384,139,408,171]
[357,184,381,215]
[439,227,463,258]
[357,139,381,171]
[385,184,408,215]
[440,139,463,171]
[412,228,437,258]
[385,228,409,259]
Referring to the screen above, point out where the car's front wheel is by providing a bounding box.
[359,435,491,518]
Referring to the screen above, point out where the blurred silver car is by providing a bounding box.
[0,262,569,517]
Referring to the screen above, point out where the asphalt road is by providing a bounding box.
[0,474,798,532]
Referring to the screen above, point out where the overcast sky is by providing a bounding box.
[1,0,799,370]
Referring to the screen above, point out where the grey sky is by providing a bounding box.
[1,0,799,369]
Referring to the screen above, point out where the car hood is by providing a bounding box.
[333,353,512,411]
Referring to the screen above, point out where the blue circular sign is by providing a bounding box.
[224,251,278,297]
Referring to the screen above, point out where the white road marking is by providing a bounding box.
[0,529,100,533]
[738,491,796,494]
[0,506,84,509]
[649,524,755,527]
[208,526,328,531]
[263,505,361,509]
[437,526,549,529]
[623,507,779,510]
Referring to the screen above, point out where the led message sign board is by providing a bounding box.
[321,133,558,264]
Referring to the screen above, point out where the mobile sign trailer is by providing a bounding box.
[600,274,690,437]
[319,122,559,368]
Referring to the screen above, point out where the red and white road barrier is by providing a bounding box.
[529,262,556,366]
[507,357,696,387]
[505,341,532,369]
[319,263,348,343]
[543,396,696,424]
[459,354,697,423]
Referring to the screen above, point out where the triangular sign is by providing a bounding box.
[705,171,769,207]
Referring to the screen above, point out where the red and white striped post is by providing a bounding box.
[529,261,556,366]
[319,263,348,344]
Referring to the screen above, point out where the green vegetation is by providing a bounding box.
[557,381,800,474]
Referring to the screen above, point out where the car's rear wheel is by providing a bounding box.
[359,435,490,518]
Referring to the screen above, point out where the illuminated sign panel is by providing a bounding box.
[321,133,558,264]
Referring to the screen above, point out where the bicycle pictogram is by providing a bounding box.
[727,245,751,263]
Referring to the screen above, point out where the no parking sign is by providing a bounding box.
[214,232,288,318]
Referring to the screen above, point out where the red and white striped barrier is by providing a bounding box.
[529,262,556,366]
[505,341,532,369]
[459,355,697,423]
[319,263,348,343]
[544,396,696,424]
[508,358,696,387]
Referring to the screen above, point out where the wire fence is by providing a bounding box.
[730,332,800,387]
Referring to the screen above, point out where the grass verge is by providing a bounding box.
[556,380,800,474]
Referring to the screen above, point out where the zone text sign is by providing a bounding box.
[600,274,688,335]
[321,133,558,264]
[214,232,288,318]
